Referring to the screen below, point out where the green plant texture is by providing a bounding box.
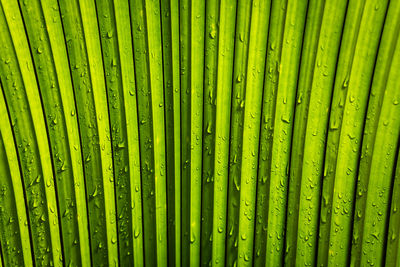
[0,0,399,266]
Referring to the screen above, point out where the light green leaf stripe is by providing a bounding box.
[170,0,182,264]
[190,1,205,266]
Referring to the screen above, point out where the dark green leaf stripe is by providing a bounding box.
[179,0,191,265]
[160,0,181,265]
[170,0,182,264]
[0,85,33,267]
[200,0,219,265]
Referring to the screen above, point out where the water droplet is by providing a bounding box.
[343,77,349,88]
[190,233,196,243]
[297,94,302,104]
[206,122,212,134]
[63,209,70,217]
[134,228,140,238]
[209,30,216,39]
[281,115,290,123]
[91,186,98,198]
[34,175,42,186]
